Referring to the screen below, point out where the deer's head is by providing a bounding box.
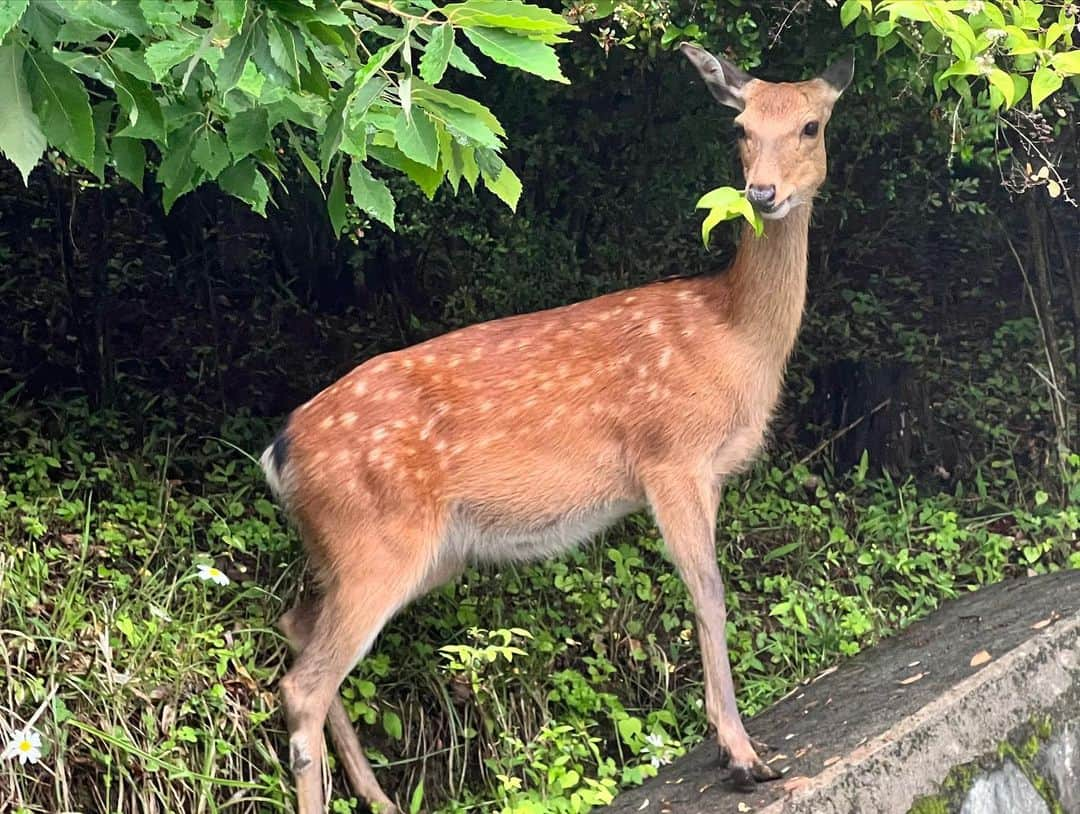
[681,45,853,220]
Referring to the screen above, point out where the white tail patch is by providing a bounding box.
[260,443,291,503]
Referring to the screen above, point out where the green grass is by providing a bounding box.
[3,394,1077,814]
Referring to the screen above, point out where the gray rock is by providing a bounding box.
[1038,722,1079,814]
[959,761,1048,814]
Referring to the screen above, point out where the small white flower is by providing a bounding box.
[964,0,984,14]
[195,563,230,586]
[645,732,664,749]
[976,53,995,75]
[3,729,43,765]
[985,28,1007,41]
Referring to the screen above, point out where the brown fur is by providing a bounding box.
[266,49,851,812]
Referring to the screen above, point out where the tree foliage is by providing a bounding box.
[0,0,577,229]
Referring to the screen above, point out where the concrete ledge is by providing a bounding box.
[607,570,1080,814]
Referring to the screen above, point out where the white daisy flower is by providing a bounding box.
[195,563,230,586]
[3,728,43,765]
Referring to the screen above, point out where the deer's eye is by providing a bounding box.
[803,120,820,137]
[733,123,746,140]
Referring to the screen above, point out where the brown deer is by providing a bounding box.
[263,44,853,813]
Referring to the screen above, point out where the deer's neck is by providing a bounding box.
[724,204,812,362]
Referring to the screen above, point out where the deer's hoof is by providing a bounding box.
[728,759,782,791]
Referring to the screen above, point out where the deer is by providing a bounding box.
[261,44,853,813]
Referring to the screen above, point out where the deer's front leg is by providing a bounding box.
[647,473,781,790]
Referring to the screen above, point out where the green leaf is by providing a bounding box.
[409,779,424,814]
[24,48,96,169]
[382,710,403,740]
[158,131,198,212]
[269,18,301,87]
[416,97,501,147]
[217,20,256,92]
[442,0,573,34]
[252,18,291,87]
[696,185,762,243]
[225,107,270,160]
[0,0,29,40]
[394,107,439,167]
[328,157,347,234]
[460,142,478,189]
[61,0,149,35]
[112,135,145,190]
[218,157,269,214]
[109,66,165,141]
[0,45,46,184]
[288,132,322,189]
[320,72,357,177]
[90,100,112,180]
[106,48,155,82]
[215,0,247,33]
[840,0,862,28]
[987,68,1016,107]
[369,144,441,197]
[56,18,110,42]
[449,43,484,76]
[421,23,454,84]
[192,127,230,178]
[349,160,395,228]
[412,83,505,136]
[349,76,388,129]
[1051,51,1080,76]
[144,35,201,81]
[462,27,566,83]
[1030,66,1062,107]
[140,0,198,27]
[477,149,520,210]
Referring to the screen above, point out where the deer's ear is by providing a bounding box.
[680,43,752,111]
[818,55,854,102]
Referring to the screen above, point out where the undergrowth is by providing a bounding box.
[2,388,1078,814]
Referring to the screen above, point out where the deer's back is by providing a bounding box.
[271,275,783,564]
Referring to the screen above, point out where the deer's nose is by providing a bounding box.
[746,184,777,210]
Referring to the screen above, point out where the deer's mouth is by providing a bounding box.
[758,197,793,220]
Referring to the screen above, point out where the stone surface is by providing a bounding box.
[606,570,1080,814]
[959,761,1049,814]
[1038,722,1080,814]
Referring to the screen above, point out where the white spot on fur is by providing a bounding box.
[320,416,335,430]
[372,426,388,440]
[342,412,358,426]
[659,348,673,369]
[647,319,662,335]
[368,448,382,464]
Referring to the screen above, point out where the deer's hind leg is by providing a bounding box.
[279,599,397,813]
[279,518,447,814]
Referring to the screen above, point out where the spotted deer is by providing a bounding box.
[263,44,853,813]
